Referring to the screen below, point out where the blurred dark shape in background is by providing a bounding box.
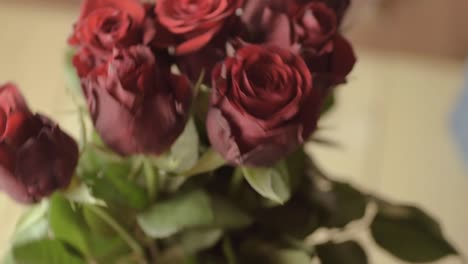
[346,0,468,59]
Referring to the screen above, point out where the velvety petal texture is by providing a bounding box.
[0,84,78,203]
[154,0,245,55]
[207,45,322,166]
[82,46,192,155]
[240,0,356,88]
[69,0,155,59]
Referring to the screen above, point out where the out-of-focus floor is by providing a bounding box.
[0,1,467,263]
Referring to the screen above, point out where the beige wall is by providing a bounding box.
[347,0,468,59]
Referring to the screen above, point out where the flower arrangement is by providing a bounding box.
[1,0,461,263]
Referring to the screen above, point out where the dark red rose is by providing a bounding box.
[82,46,192,156]
[0,84,78,203]
[293,2,338,54]
[72,48,101,78]
[176,37,228,85]
[69,0,155,59]
[303,34,356,87]
[154,0,244,55]
[207,45,323,166]
[242,1,338,52]
[241,0,355,87]
[241,0,294,49]
[321,0,351,21]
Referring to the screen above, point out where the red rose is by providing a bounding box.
[82,46,192,156]
[69,0,155,59]
[72,48,100,78]
[241,0,355,87]
[241,0,293,49]
[242,1,338,52]
[293,2,338,54]
[176,39,227,85]
[154,0,244,55]
[293,2,356,87]
[320,0,351,22]
[0,84,78,203]
[207,45,322,166]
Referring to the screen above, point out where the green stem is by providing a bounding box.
[229,168,244,196]
[143,159,158,201]
[78,107,88,152]
[128,157,144,181]
[222,237,237,264]
[85,205,144,258]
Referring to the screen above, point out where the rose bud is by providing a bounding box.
[69,0,155,59]
[0,83,78,203]
[292,2,356,87]
[293,2,338,54]
[154,0,244,55]
[241,0,294,49]
[82,46,192,156]
[303,35,356,89]
[207,45,323,167]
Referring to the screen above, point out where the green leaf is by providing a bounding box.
[321,93,335,115]
[273,249,312,264]
[182,148,225,177]
[241,162,291,204]
[84,205,144,258]
[12,201,49,246]
[257,196,319,239]
[371,202,458,262]
[326,182,368,228]
[77,145,148,209]
[316,241,368,264]
[240,241,312,264]
[211,198,252,229]
[137,191,213,238]
[64,184,106,206]
[13,239,85,264]
[158,247,195,264]
[285,148,306,192]
[193,86,211,138]
[92,163,149,210]
[82,206,114,235]
[87,234,130,263]
[180,228,223,254]
[49,194,90,256]
[153,118,199,173]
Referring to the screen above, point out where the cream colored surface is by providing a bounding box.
[312,51,468,263]
[0,2,467,263]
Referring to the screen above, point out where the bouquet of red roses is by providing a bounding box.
[1,0,460,263]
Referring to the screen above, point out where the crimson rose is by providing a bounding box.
[241,0,356,88]
[82,46,192,156]
[207,45,322,166]
[69,0,155,59]
[0,84,78,203]
[154,0,244,55]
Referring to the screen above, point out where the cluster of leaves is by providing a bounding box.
[3,123,460,263]
[2,57,460,263]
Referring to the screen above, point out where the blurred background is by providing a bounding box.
[0,0,467,263]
